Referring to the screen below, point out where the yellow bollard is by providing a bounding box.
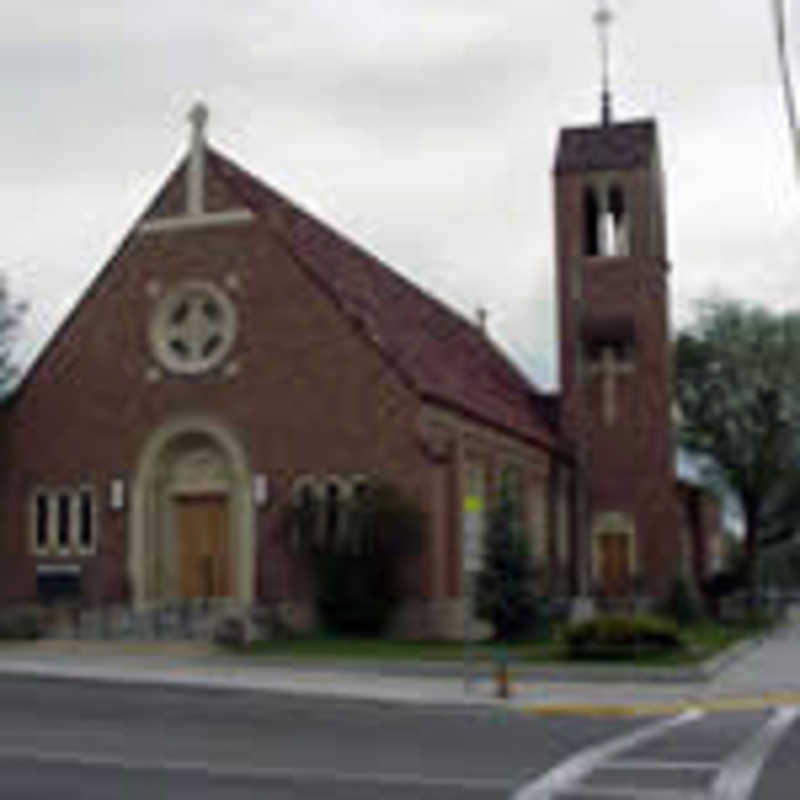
[495,649,511,699]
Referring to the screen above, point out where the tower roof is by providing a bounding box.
[555,119,658,174]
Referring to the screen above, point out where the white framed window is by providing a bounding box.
[324,475,353,552]
[499,464,525,540]
[76,487,97,555]
[55,491,72,556]
[30,486,99,558]
[31,491,51,556]
[463,461,487,572]
[291,475,323,549]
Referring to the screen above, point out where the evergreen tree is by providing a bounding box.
[475,481,539,640]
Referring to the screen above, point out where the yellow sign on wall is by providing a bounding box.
[463,495,483,514]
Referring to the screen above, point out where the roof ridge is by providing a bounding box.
[205,145,548,397]
[206,145,556,448]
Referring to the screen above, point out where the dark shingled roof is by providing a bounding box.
[205,148,559,450]
[555,119,658,174]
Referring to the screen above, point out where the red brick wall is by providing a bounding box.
[555,156,681,598]
[0,200,430,606]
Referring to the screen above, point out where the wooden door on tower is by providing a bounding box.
[599,533,630,597]
[177,496,230,598]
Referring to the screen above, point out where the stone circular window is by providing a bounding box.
[150,281,237,375]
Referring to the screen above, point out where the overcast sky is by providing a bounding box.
[2,0,798,388]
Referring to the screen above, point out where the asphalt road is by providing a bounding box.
[1,675,799,798]
[0,675,641,799]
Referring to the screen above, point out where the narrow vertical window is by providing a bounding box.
[608,185,629,256]
[326,481,340,549]
[349,477,369,554]
[79,489,94,551]
[583,186,600,256]
[57,493,71,551]
[292,477,321,550]
[500,466,524,541]
[35,493,49,553]
[463,462,487,571]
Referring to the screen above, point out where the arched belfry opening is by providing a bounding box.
[129,417,255,609]
[583,183,630,258]
[583,186,601,256]
[607,184,629,256]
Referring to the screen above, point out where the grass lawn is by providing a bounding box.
[237,618,773,666]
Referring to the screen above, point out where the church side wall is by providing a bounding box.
[400,402,560,640]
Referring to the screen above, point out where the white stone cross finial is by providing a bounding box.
[188,102,209,139]
[187,101,209,216]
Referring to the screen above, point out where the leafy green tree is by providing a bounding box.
[475,482,539,640]
[675,300,800,599]
[0,277,25,395]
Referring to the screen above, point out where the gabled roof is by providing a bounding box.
[205,148,558,450]
[555,119,657,174]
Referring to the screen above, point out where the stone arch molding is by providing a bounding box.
[129,415,255,609]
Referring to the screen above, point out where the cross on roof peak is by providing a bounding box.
[593,0,615,126]
[188,101,209,138]
[186,102,209,216]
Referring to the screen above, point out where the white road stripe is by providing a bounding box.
[511,709,704,800]
[0,744,509,792]
[605,759,720,771]
[554,788,704,799]
[712,706,800,800]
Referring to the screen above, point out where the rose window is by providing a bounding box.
[151,282,237,374]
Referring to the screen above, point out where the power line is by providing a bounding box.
[772,0,800,175]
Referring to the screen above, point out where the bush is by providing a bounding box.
[563,614,686,660]
[212,615,249,649]
[316,552,396,636]
[288,481,424,636]
[663,575,703,625]
[0,608,43,640]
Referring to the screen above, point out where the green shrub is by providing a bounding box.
[0,609,43,640]
[563,614,686,660]
[475,478,540,640]
[316,552,396,635]
[287,481,424,636]
[663,575,704,625]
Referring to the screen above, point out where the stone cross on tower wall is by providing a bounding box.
[589,346,634,427]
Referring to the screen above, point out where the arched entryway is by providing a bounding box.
[129,416,254,609]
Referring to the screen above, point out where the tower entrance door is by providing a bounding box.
[598,532,630,597]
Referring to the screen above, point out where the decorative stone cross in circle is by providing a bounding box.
[167,293,225,363]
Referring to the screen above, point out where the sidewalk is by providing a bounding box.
[1,624,799,716]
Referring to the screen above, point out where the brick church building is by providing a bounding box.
[0,103,720,638]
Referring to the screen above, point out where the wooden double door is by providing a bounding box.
[176,495,230,598]
[598,533,631,597]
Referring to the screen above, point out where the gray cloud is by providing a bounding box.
[2,1,798,389]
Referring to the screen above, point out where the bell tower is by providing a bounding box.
[554,4,679,601]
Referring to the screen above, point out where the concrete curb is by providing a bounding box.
[0,659,504,714]
[0,627,779,719]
